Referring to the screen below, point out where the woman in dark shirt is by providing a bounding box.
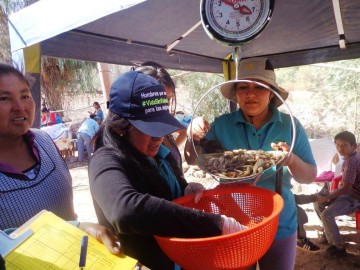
[89,70,244,270]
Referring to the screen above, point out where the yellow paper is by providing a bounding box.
[5,211,137,270]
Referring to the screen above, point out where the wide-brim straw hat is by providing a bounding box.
[220,57,289,107]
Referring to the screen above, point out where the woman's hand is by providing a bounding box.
[271,141,317,183]
[271,142,294,166]
[184,182,205,203]
[186,117,210,142]
[184,117,210,164]
[79,222,121,255]
[221,215,248,235]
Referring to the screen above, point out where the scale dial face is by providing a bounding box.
[200,0,274,45]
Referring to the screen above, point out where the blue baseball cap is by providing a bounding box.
[109,71,184,137]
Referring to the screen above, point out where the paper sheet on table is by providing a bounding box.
[4,211,137,270]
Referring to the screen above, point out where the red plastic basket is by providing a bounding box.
[155,185,284,270]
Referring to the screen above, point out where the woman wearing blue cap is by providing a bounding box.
[185,57,317,270]
[89,71,247,270]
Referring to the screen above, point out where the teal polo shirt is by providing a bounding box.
[147,145,182,200]
[206,107,316,240]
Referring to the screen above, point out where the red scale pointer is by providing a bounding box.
[222,0,253,15]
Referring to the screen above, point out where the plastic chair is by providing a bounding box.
[309,138,336,183]
[309,138,337,174]
[330,175,342,191]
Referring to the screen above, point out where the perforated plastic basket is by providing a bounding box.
[155,185,284,270]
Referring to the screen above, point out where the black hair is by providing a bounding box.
[140,61,164,69]
[0,63,30,87]
[334,131,357,146]
[132,61,177,115]
[41,107,50,113]
[92,111,186,199]
[93,101,100,107]
[93,111,131,152]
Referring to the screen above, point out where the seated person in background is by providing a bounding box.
[41,107,62,126]
[77,114,99,162]
[294,193,326,252]
[0,63,120,255]
[88,101,104,124]
[89,71,246,270]
[314,131,360,258]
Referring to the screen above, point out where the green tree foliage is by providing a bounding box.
[41,58,98,111]
[172,72,227,121]
[276,61,360,139]
[0,7,10,63]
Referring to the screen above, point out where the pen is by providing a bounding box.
[79,235,88,270]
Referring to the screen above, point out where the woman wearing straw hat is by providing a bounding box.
[185,57,317,270]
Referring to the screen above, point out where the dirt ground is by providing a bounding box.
[68,160,360,270]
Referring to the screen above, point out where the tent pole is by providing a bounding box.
[97,62,112,113]
[332,0,346,49]
[166,21,202,52]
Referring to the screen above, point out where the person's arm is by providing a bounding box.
[184,139,204,165]
[271,117,317,183]
[94,121,99,132]
[79,222,121,254]
[317,182,352,203]
[272,142,317,184]
[319,156,358,202]
[294,193,318,205]
[89,149,223,238]
[184,117,210,165]
[174,129,187,147]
